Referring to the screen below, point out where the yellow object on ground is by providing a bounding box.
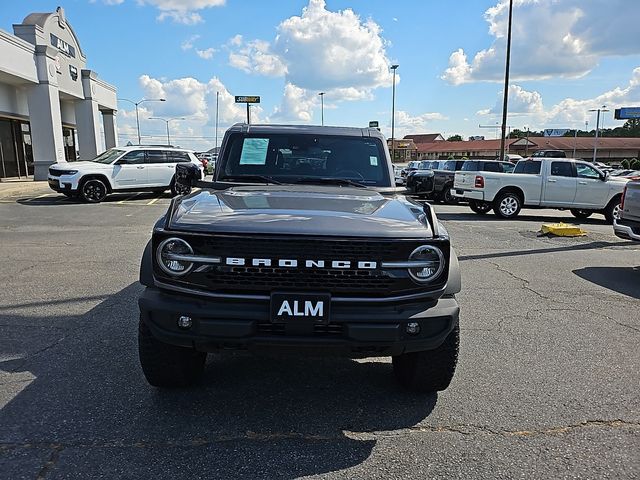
[539,223,587,237]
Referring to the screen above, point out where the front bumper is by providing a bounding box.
[614,218,640,241]
[48,174,79,193]
[139,287,460,357]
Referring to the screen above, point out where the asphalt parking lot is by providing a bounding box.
[1,190,639,479]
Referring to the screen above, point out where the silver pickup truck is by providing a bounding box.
[614,179,640,241]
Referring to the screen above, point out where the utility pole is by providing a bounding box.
[572,128,578,158]
[498,0,514,162]
[588,105,609,163]
[525,126,530,157]
[390,64,399,162]
[318,92,325,126]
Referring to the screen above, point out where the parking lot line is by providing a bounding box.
[117,193,142,204]
[146,197,160,205]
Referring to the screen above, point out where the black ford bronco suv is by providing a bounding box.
[138,124,461,393]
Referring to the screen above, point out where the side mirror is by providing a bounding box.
[600,171,609,181]
[174,163,199,195]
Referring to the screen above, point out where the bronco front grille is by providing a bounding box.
[154,234,449,298]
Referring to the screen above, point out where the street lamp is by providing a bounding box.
[148,117,185,146]
[318,92,325,126]
[118,97,166,145]
[588,105,609,163]
[390,64,399,162]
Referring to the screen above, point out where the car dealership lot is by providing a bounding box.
[0,198,638,479]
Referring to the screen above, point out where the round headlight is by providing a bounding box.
[156,237,194,276]
[407,245,444,283]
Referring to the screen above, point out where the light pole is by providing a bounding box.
[498,0,514,162]
[148,117,185,145]
[588,105,609,163]
[318,92,325,126]
[390,64,399,162]
[524,126,530,157]
[215,91,219,154]
[572,127,578,158]
[118,97,166,145]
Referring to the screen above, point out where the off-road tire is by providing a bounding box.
[80,178,108,203]
[570,209,593,219]
[493,191,522,219]
[604,197,622,224]
[469,200,492,215]
[138,316,206,388]
[392,323,459,393]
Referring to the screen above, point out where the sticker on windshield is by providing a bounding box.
[369,156,379,166]
[240,138,269,165]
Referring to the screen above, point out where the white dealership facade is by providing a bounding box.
[0,7,117,180]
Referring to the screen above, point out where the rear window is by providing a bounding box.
[514,160,542,174]
[482,162,502,173]
[461,161,479,171]
[441,161,457,171]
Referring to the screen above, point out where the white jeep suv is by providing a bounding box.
[47,146,204,203]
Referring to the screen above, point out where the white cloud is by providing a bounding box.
[390,111,448,138]
[228,39,286,77]
[100,0,227,24]
[442,0,640,85]
[116,74,261,150]
[270,84,318,123]
[196,47,216,60]
[478,85,544,116]
[181,35,200,51]
[228,0,395,106]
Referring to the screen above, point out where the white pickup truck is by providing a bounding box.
[453,158,628,223]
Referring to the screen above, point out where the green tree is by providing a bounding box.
[631,158,640,170]
[621,159,631,169]
[447,134,463,142]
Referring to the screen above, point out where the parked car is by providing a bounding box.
[503,154,523,163]
[401,160,421,178]
[406,159,465,204]
[47,146,204,203]
[530,150,566,158]
[453,160,515,214]
[452,158,628,223]
[394,165,406,185]
[614,179,640,241]
[137,123,462,393]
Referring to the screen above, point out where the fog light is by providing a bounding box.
[177,315,192,329]
[406,322,420,335]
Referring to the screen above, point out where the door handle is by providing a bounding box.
[136,166,145,169]
[578,181,588,185]
[167,165,174,168]
[548,178,557,182]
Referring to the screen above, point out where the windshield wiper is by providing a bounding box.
[220,175,284,185]
[293,178,367,188]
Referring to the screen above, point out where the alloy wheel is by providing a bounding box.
[500,196,518,216]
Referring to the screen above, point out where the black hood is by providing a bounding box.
[166,185,436,238]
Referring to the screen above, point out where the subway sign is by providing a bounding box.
[614,107,640,119]
[50,33,76,58]
[235,96,260,103]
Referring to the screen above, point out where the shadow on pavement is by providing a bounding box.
[436,209,609,225]
[0,283,438,479]
[573,266,640,299]
[459,240,633,262]
[15,192,173,206]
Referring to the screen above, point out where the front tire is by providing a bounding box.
[469,200,492,215]
[604,197,622,224]
[80,178,108,203]
[138,316,207,388]
[442,186,458,205]
[570,209,593,219]
[493,191,522,219]
[392,324,459,393]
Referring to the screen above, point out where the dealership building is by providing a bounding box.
[0,7,117,181]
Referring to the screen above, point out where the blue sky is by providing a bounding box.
[2,0,639,150]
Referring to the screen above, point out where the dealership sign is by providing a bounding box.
[50,33,76,58]
[544,128,570,137]
[235,96,260,103]
[614,107,640,119]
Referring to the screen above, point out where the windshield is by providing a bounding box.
[219,134,391,187]
[92,149,125,164]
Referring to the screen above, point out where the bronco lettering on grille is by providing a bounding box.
[224,258,377,269]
